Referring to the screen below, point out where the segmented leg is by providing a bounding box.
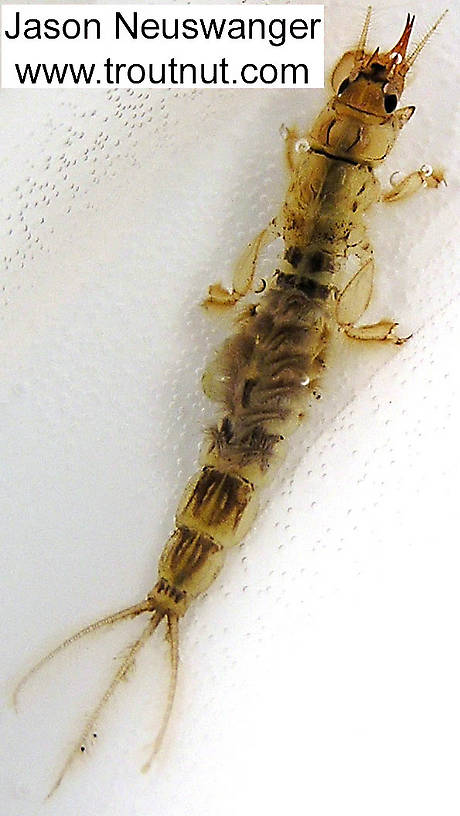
[280,124,301,173]
[381,164,446,203]
[202,222,278,311]
[336,259,409,345]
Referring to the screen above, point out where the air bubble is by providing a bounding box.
[295,138,310,153]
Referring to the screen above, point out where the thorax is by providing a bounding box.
[280,149,380,287]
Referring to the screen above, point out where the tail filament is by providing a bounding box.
[142,612,179,774]
[46,611,163,799]
[13,600,181,797]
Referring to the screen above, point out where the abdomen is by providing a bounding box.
[151,284,332,615]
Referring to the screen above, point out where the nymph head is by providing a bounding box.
[331,8,447,117]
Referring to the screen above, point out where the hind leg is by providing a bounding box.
[202,222,279,311]
[336,258,410,345]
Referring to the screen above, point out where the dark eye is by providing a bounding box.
[384,94,398,113]
[337,77,350,96]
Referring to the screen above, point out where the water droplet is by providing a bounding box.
[279,123,289,141]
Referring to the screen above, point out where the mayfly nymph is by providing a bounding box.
[14,8,447,797]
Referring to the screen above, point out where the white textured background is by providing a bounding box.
[1,2,459,815]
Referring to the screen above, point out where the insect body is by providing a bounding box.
[14,8,447,797]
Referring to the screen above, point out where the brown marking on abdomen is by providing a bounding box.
[157,525,224,601]
[177,466,255,545]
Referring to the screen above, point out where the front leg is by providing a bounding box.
[280,124,301,174]
[336,258,409,345]
[381,164,446,203]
